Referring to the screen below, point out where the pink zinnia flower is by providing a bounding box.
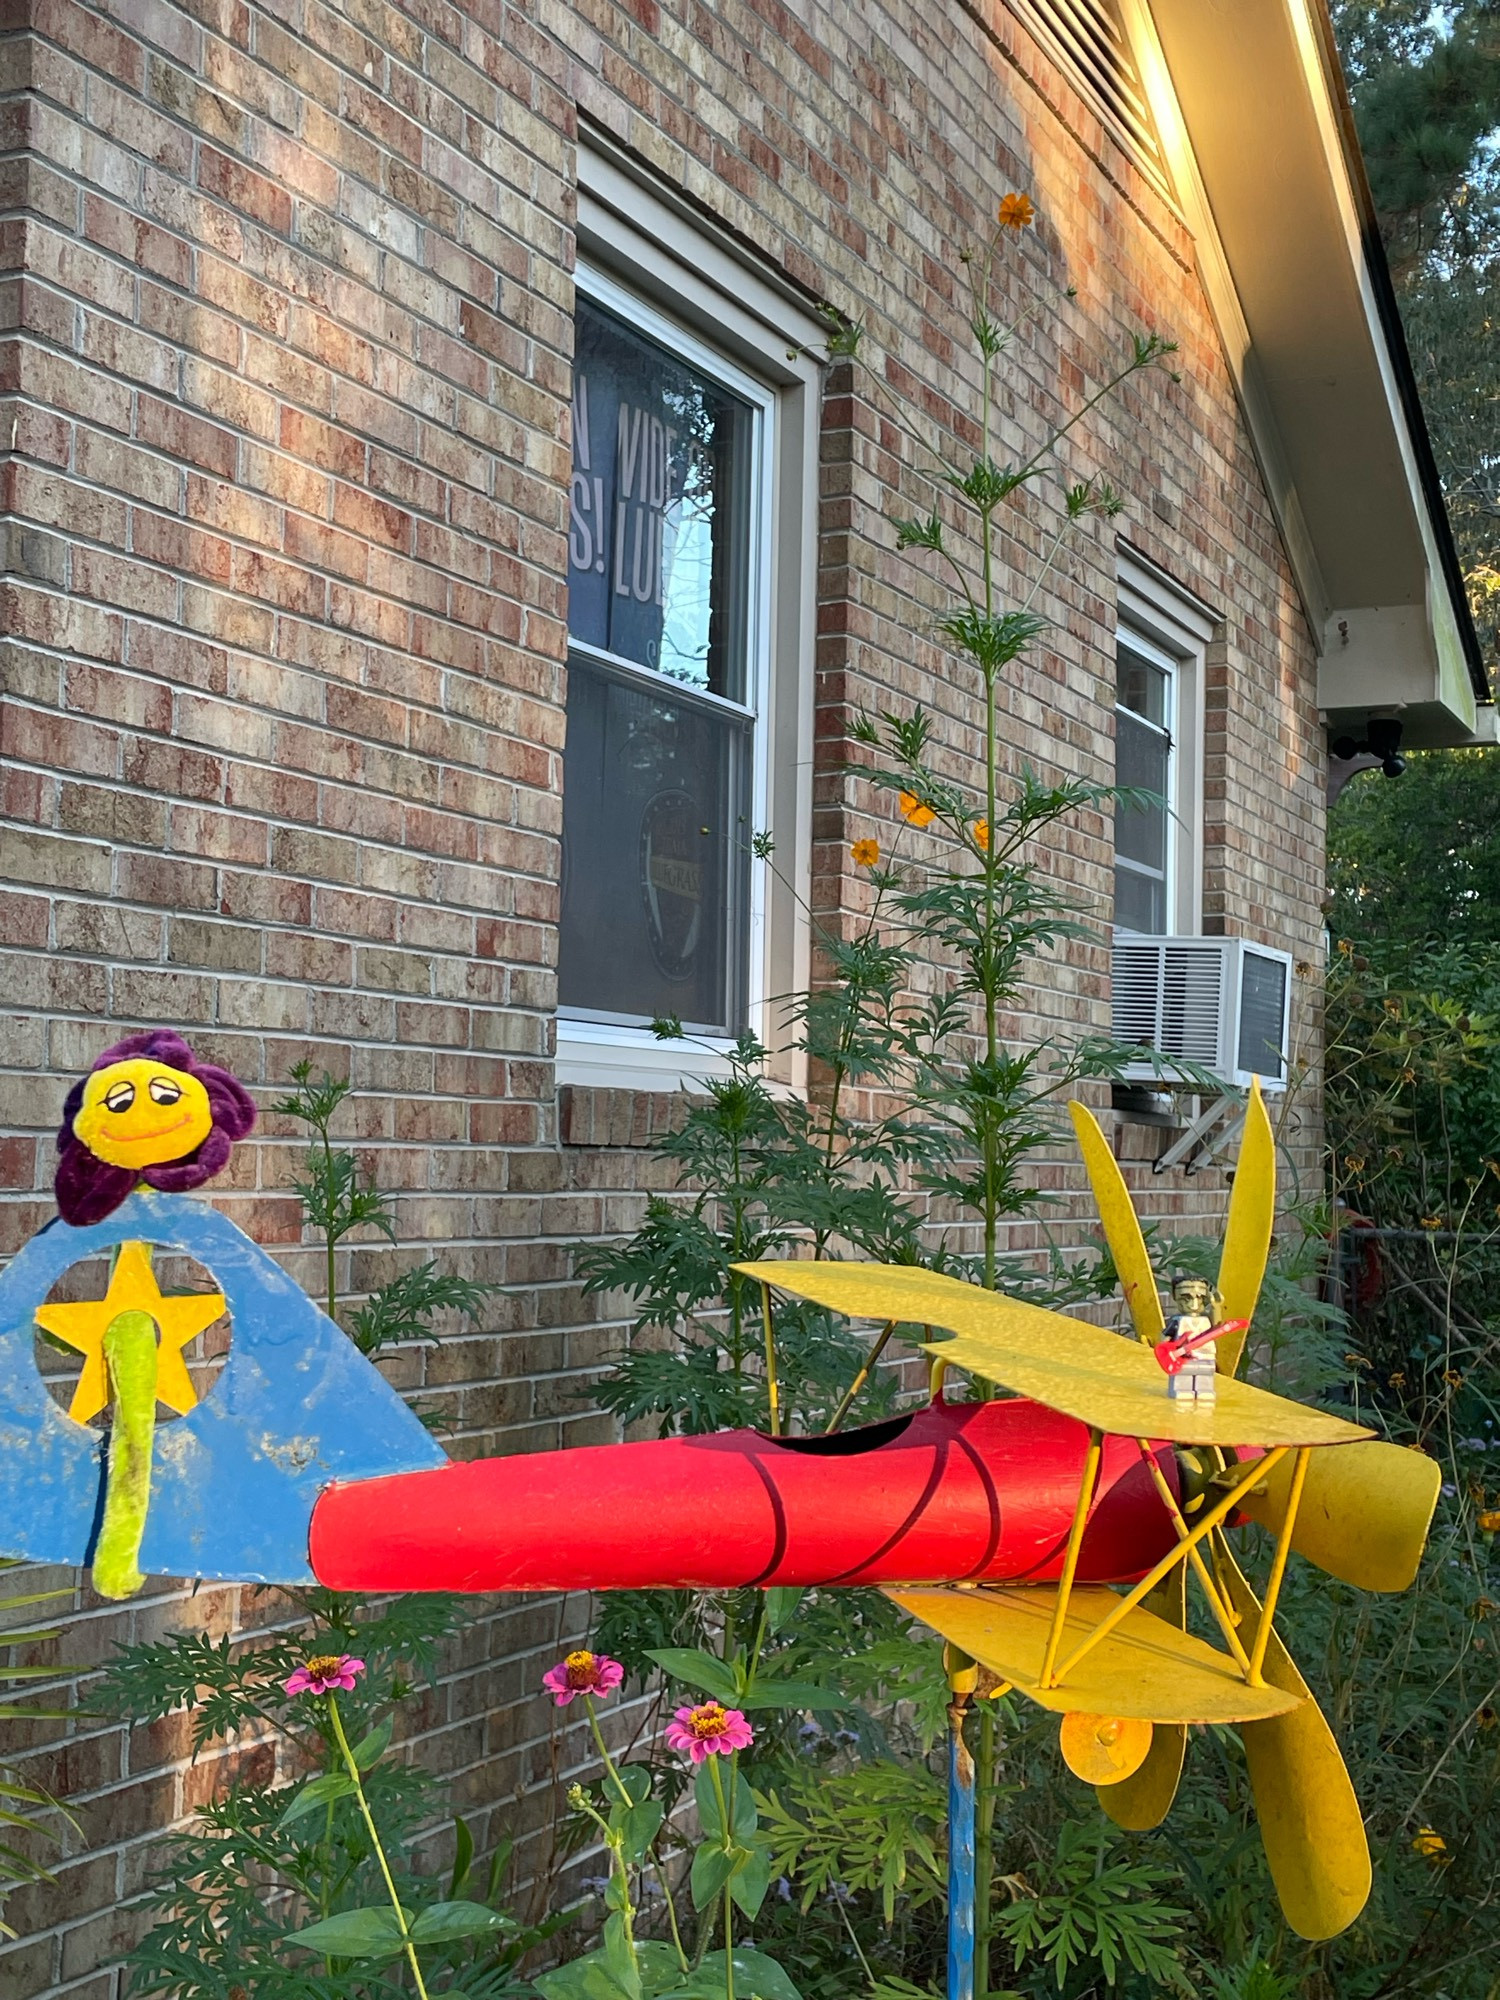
[543,1648,626,1707]
[284,1652,366,1697]
[664,1701,754,1763]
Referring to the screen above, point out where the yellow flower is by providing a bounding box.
[851,838,880,868]
[1412,1827,1449,1864]
[898,790,936,828]
[997,192,1035,230]
[973,819,990,852]
[1478,1509,1500,1534]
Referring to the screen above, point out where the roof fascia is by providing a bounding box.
[1118,0,1490,748]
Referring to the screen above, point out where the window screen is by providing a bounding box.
[560,297,757,1034]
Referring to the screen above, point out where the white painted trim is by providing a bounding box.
[1114,0,1330,635]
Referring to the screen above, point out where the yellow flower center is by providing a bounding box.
[689,1703,728,1737]
[565,1650,598,1685]
[304,1655,343,1680]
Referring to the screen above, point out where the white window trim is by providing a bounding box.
[558,145,824,1094]
[1114,548,1213,938]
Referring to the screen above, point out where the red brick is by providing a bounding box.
[197,145,293,237]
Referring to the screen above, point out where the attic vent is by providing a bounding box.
[1005,0,1167,190]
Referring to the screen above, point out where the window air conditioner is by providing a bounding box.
[1111,936,1293,1092]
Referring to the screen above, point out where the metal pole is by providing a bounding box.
[945,1649,977,2000]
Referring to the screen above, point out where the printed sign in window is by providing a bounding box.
[567,300,751,697]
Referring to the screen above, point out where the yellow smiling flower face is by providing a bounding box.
[72,1058,214,1170]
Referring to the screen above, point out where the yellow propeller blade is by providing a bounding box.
[1097,1568,1187,1831]
[1215,1079,1276,1378]
[1236,1439,1441,1594]
[1067,1102,1164,1343]
[1220,1546,1372,1941]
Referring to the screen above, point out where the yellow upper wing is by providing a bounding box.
[735,1260,1370,1447]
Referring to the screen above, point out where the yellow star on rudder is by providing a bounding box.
[34,1240,226,1424]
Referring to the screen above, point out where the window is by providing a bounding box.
[1113,635,1176,933]
[557,139,823,1090]
[1111,552,1210,938]
[560,287,764,1035]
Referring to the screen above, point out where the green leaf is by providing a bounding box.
[662,1949,803,2000]
[537,1943,684,2000]
[763,1587,803,1634]
[693,1762,755,1843]
[613,1763,653,1807]
[644,1648,740,1703]
[277,1771,356,1831]
[409,1899,513,1945]
[729,1838,773,1919]
[601,1910,642,2000]
[694,1762,725,1842]
[535,1953,632,2000]
[351,1717,393,1769]
[285,1905,408,1958]
[689,1840,744,1911]
[736,1680,843,1712]
[615,1798,664,1864]
[449,1814,474,1898]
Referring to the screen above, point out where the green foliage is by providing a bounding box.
[995,1826,1191,1995]
[96,1595,554,1999]
[346,1262,495,1361]
[0,1564,75,1934]
[1329,751,1500,954]
[757,1763,945,1923]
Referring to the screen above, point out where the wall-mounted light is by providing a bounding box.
[1330,716,1405,779]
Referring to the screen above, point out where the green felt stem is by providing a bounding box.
[93,1310,158,1601]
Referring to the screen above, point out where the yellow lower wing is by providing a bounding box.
[886,1583,1298,1726]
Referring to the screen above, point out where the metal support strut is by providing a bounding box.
[945,1646,978,2000]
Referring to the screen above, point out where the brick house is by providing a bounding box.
[0,0,1487,1991]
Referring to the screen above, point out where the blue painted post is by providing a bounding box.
[946,1655,977,2000]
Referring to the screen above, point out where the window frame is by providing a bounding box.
[1113,630,1178,935]
[561,268,773,1040]
[557,141,824,1092]
[1113,550,1211,939]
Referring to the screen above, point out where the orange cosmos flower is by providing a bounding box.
[851,838,880,867]
[898,791,936,828]
[997,192,1035,230]
[973,819,990,852]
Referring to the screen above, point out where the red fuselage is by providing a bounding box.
[308,1398,1182,1595]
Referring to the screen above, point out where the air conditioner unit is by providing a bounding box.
[1111,936,1293,1092]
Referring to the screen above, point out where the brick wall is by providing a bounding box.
[0,0,1324,1990]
